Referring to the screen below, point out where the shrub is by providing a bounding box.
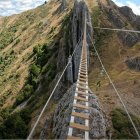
[24,84,33,93]
[30,64,41,77]
[0,44,4,50]
[0,109,31,139]
[111,108,140,139]
[16,94,25,105]
[33,45,40,54]
[14,39,20,45]
[10,50,14,55]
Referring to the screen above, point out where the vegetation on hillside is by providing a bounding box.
[0,108,31,139]
[111,108,140,139]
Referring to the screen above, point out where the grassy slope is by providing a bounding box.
[0,0,74,138]
[0,0,71,109]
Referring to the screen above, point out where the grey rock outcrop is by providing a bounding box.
[103,6,125,28]
[100,1,140,47]
[52,84,76,139]
[71,0,93,81]
[125,56,140,71]
[60,0,67,12]
[118,32,139,47]
[119,6,137,22]
[89,91,106,138]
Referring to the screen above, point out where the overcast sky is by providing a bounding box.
[0,0,47,16]
[0,0,140,16]
[112,0,140,15]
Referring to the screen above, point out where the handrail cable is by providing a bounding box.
[88,34,140,139]
[94,27,140,34]
[27,34,83,140]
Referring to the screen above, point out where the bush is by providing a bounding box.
[20,108,31,124]
[0,109,31,139]
[111,108,140,139]
[0,44,4,50]
[33,45,40,54]
[16,94,25,105]
[30,64,41,77]
[14,39,20,45]
[24,84,33,93]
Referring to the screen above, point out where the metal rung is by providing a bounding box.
[73,104,89,110]
[75,96,88,102]
[72,112,89,119]
[70,122,89,131]
[67,136,82,140]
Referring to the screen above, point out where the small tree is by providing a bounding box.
[30,64,41,77]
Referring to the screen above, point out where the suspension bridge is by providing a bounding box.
[67,13,90,139]
[27,1,140,139]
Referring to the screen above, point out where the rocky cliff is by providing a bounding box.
[99,0,140,47]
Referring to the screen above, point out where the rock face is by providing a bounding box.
[71,0,93,81]
[105,8,125,28]
[119,6,136,23]
[118,6,140,32]
[89,90,106,139]
[117,32,139,48]
[125,57,140,71]
[100,0,140,47]
[60,0,67,12]
[52,84,76,139]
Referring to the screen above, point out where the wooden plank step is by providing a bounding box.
[80,69,87,72]
[74,103,89,110]
[79,74,87,78]
[67,136,82,140]
[72,112,89,119]
[78,81,87,86]
[80,68,86,71]
[79,77,87,82]
[75,96,88,102]
[77,85,88,90]
[70,122,89,131]
[81,60,87,62]
[80,65,86,68]
[76,90,87,95]
[81,62,87,65]
[80,68,87,71]
[80,71,87,75]
[81,60,86,63]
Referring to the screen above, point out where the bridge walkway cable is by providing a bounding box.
[67,13,90,140]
